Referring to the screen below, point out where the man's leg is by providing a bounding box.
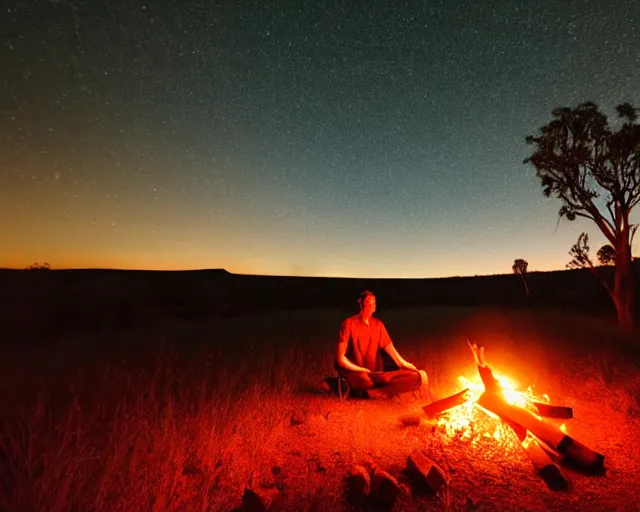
[341,370,375,392]
[369,369,426,398]
[335,363,428,399]
[334,365,377,398]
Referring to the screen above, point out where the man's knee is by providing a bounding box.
[343,371,374,390]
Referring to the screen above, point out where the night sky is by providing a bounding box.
[3,1,640,278]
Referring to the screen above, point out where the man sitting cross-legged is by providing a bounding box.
[335,290,428,399]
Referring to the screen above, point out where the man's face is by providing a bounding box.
[361,295,376,315]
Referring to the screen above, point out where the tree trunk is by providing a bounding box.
[613,240,635,336]
[520,275,530,299]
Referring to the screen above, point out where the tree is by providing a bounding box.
[567,233,614,294]
[524,101,640,334]
[597,244,616,266]
[25,262,50,271]
[512,258,530,298]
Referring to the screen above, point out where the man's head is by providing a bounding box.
[357,290,377,317]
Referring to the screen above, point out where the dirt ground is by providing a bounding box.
[210,308,640,511]
[213,382,640,511]
[3,307,640,512]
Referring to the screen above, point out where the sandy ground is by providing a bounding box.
[214,382,640,511]
[207,309,640,511]
[4,307,640,512]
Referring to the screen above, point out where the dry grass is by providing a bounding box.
[1,307,640,512]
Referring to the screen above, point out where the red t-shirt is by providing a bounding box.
[339,314,392,371]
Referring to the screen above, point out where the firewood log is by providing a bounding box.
[476,364,500,393]
[477,392,604,473]
[530,402,573,419]
[422,388,472,417]
[521,434,568,491]
[469,344,604,473]
[556,436,605,474]
[478,392,565,448]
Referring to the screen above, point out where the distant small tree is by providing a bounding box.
[512,258,530,298]
[25,262,50,271]
[597,244,616,266]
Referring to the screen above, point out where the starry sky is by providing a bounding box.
[2,0,640,278]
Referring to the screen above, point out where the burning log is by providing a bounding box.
[476,378,604,473]
[521,434,568,491]
[476,392,566,449]
[422,388,472,417]
[530,402,573,419]
[556,437,606,474]
[416,342,605,491]
[476,379,604,473]
[470,343,605,475]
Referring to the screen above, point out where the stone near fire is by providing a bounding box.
[289,410,305,426]
[242,488,267,512]
[422,388,471,417]
[345,464,370,506]
[406,450,448,495]
[370,467,401,509]
[400,413,422,427]
[466,494,482,509]
[242,487,283,512]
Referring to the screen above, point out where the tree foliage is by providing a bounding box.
[525,102,640,233]
[567,233,595,271]
[25,262,50,271]
[597,244,616,266]
[512,258,528,275]
[525,101,640,333]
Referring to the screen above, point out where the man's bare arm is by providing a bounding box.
[336,320,370,373]
[336,339,371,373]
[383,342,417,371]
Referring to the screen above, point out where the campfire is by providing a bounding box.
[421,343,605,491]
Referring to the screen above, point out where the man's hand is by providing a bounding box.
[361,372,375,388]
[402,361,418,372]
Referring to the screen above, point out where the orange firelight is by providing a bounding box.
[432,371,567,448]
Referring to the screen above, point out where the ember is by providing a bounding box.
[420,342,605,490]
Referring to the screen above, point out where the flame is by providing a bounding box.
[432,370,566,449]
[457,372,550,408]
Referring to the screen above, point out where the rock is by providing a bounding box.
[345,464,370,505]
[290,411,304,426]
[406,450,448,495]
[181,463,200,476]
[370,467,401,509]
[242,487,283,512]
[400,413,422,427]
[242,488,267,512]
[466,493,482,510]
